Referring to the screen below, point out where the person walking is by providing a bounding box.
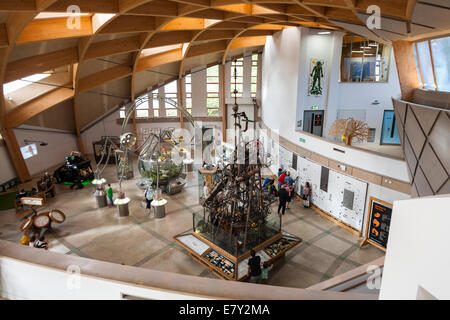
[247,250,262,284]
[284,171,294,209]
[144,186,155,215]
[278,184,289,215]
[107,184,114,207]
[278,170,286,190]
[260,261,273,284]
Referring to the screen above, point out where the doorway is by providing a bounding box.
[381,110,401,145]
[303,110,324,137]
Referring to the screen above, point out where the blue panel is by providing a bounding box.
[381,111,401,145]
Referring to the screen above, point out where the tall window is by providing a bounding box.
[151,89,159,117]
[251,54,259,98]
[207,65,220,116]
[340,35,391,82]
[414,36,450,92]
[185,74,192,114]
[164,80,178,117]
[136,100,149,118]
[230,58,243,98]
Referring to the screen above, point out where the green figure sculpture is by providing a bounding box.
[310,61,324,96]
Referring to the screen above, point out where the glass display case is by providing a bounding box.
[193,210,281,257]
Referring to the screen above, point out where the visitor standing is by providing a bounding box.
[278,171,286,190]
[284,171,294,209]
[261,261,273,284]
[247,250,262,283]
[278,184,289,215]
[107,184,114,207]
[277,168,283,178]
[303,182,311,208]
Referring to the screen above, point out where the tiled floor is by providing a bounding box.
[0,159,384,289]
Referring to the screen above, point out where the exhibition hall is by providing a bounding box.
[0,0,449,303]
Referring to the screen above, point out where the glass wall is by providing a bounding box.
[119,54,261,120]
[340,35,391,83]
[230,58,243,97]
[415,36,450,92]
[185,74,192,114]
[251,54,259,98]
[206,65,220,116]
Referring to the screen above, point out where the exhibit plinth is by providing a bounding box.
[114,198,131,217]
[94,191,107,208]
[183,159,194,172]
[92,178,107,208]
[152,199,168,218]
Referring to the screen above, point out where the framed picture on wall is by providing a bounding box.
[308,59,325,96]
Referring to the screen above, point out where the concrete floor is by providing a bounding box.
[0,160,384,289]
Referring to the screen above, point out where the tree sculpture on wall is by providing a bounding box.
[329,118,369,146]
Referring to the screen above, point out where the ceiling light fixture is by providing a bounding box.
[318,31,331,35]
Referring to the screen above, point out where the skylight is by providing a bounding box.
[3,73,52,95]
[141,44,183,57]
[34,12,91,20]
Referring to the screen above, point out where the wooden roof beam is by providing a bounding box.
[78,65,132,93]
[186,39,228,57]
[136,48,183,72]
[84,35,141,60]
[16,16,93,44]
[3,86,74,128]
[44,0,119,13]
[0,0,36,11]
[145,31,195,48]
[5,47,78,83]
[98,15,156,34]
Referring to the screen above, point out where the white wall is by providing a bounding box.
[380,196,450,299]
[262,27,301,142]
[81,109,131,155]
[0,144,16,183]
[0,256,207,300]
[289,27,401,144]
[331,51,401,144]
[14,126,79,177]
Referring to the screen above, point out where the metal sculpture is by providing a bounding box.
[198,60,277,253]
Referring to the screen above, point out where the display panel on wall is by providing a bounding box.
[360,197,392,251]
[272,138,368,232]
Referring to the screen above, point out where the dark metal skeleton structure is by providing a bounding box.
[201,59,276,251]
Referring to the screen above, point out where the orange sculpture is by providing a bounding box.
[329,118,369,146]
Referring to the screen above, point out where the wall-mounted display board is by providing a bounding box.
[360,197,392,251]
[268,135,368,233]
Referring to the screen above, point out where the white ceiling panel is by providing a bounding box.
[412,3,450,30]
[328,20,389,43]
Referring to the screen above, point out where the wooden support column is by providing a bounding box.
[392,40,420,102]
[178,77,184,129]
[1,128,31,182]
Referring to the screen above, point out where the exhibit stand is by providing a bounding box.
[152,199,168,218]
[114,197,131,217]
[183,159,194,173]
[92,178,107,208]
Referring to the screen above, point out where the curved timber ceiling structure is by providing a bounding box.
[0,0,446,140]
